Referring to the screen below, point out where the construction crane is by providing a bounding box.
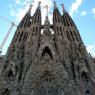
[0,16,17,56]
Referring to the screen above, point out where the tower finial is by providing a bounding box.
[53,1,57,9]
[29,4,33,13]
[61,4,64,13]
[61,3,66,14]
[38,1,41,9]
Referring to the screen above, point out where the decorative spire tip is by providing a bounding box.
[53,1,57,9]
[61,3,66,13]
[38,1,41,5]
[29,4,33,11]
[38,1,41,9]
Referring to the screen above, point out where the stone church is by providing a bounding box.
[0,1,95,95]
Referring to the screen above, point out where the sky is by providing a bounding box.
[0,0,95,57]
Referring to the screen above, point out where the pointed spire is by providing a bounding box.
[31,1,41,24]
[18,4,32,28]
[53,1,57,9]
[61,3,66,14]
[53,1,62,24]
[37,1,41,9]
[29,4,33,13]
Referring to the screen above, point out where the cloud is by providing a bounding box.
[10,0,53,24]
[92,8,95,17]
[69,0,84,16]
[81,11,87,16]
[14,0,21,4]
[86,45,95,57]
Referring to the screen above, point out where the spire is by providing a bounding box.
[61,3,82,42]
[18,4,32,28]
[43,16,51,36]
[53,1,62,24]
[37,1,41,9]
[29,4,33,14]
[61,3,66,14]
[31,1,41,24]
[54,1,57,9]
[62,3,76,27]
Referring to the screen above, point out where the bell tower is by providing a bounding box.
[1,3,32,74]
[62,3,83,43]
[53,1,68,60]
[25,2,41,59]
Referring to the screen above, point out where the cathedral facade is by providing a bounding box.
[0,2,95,95]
